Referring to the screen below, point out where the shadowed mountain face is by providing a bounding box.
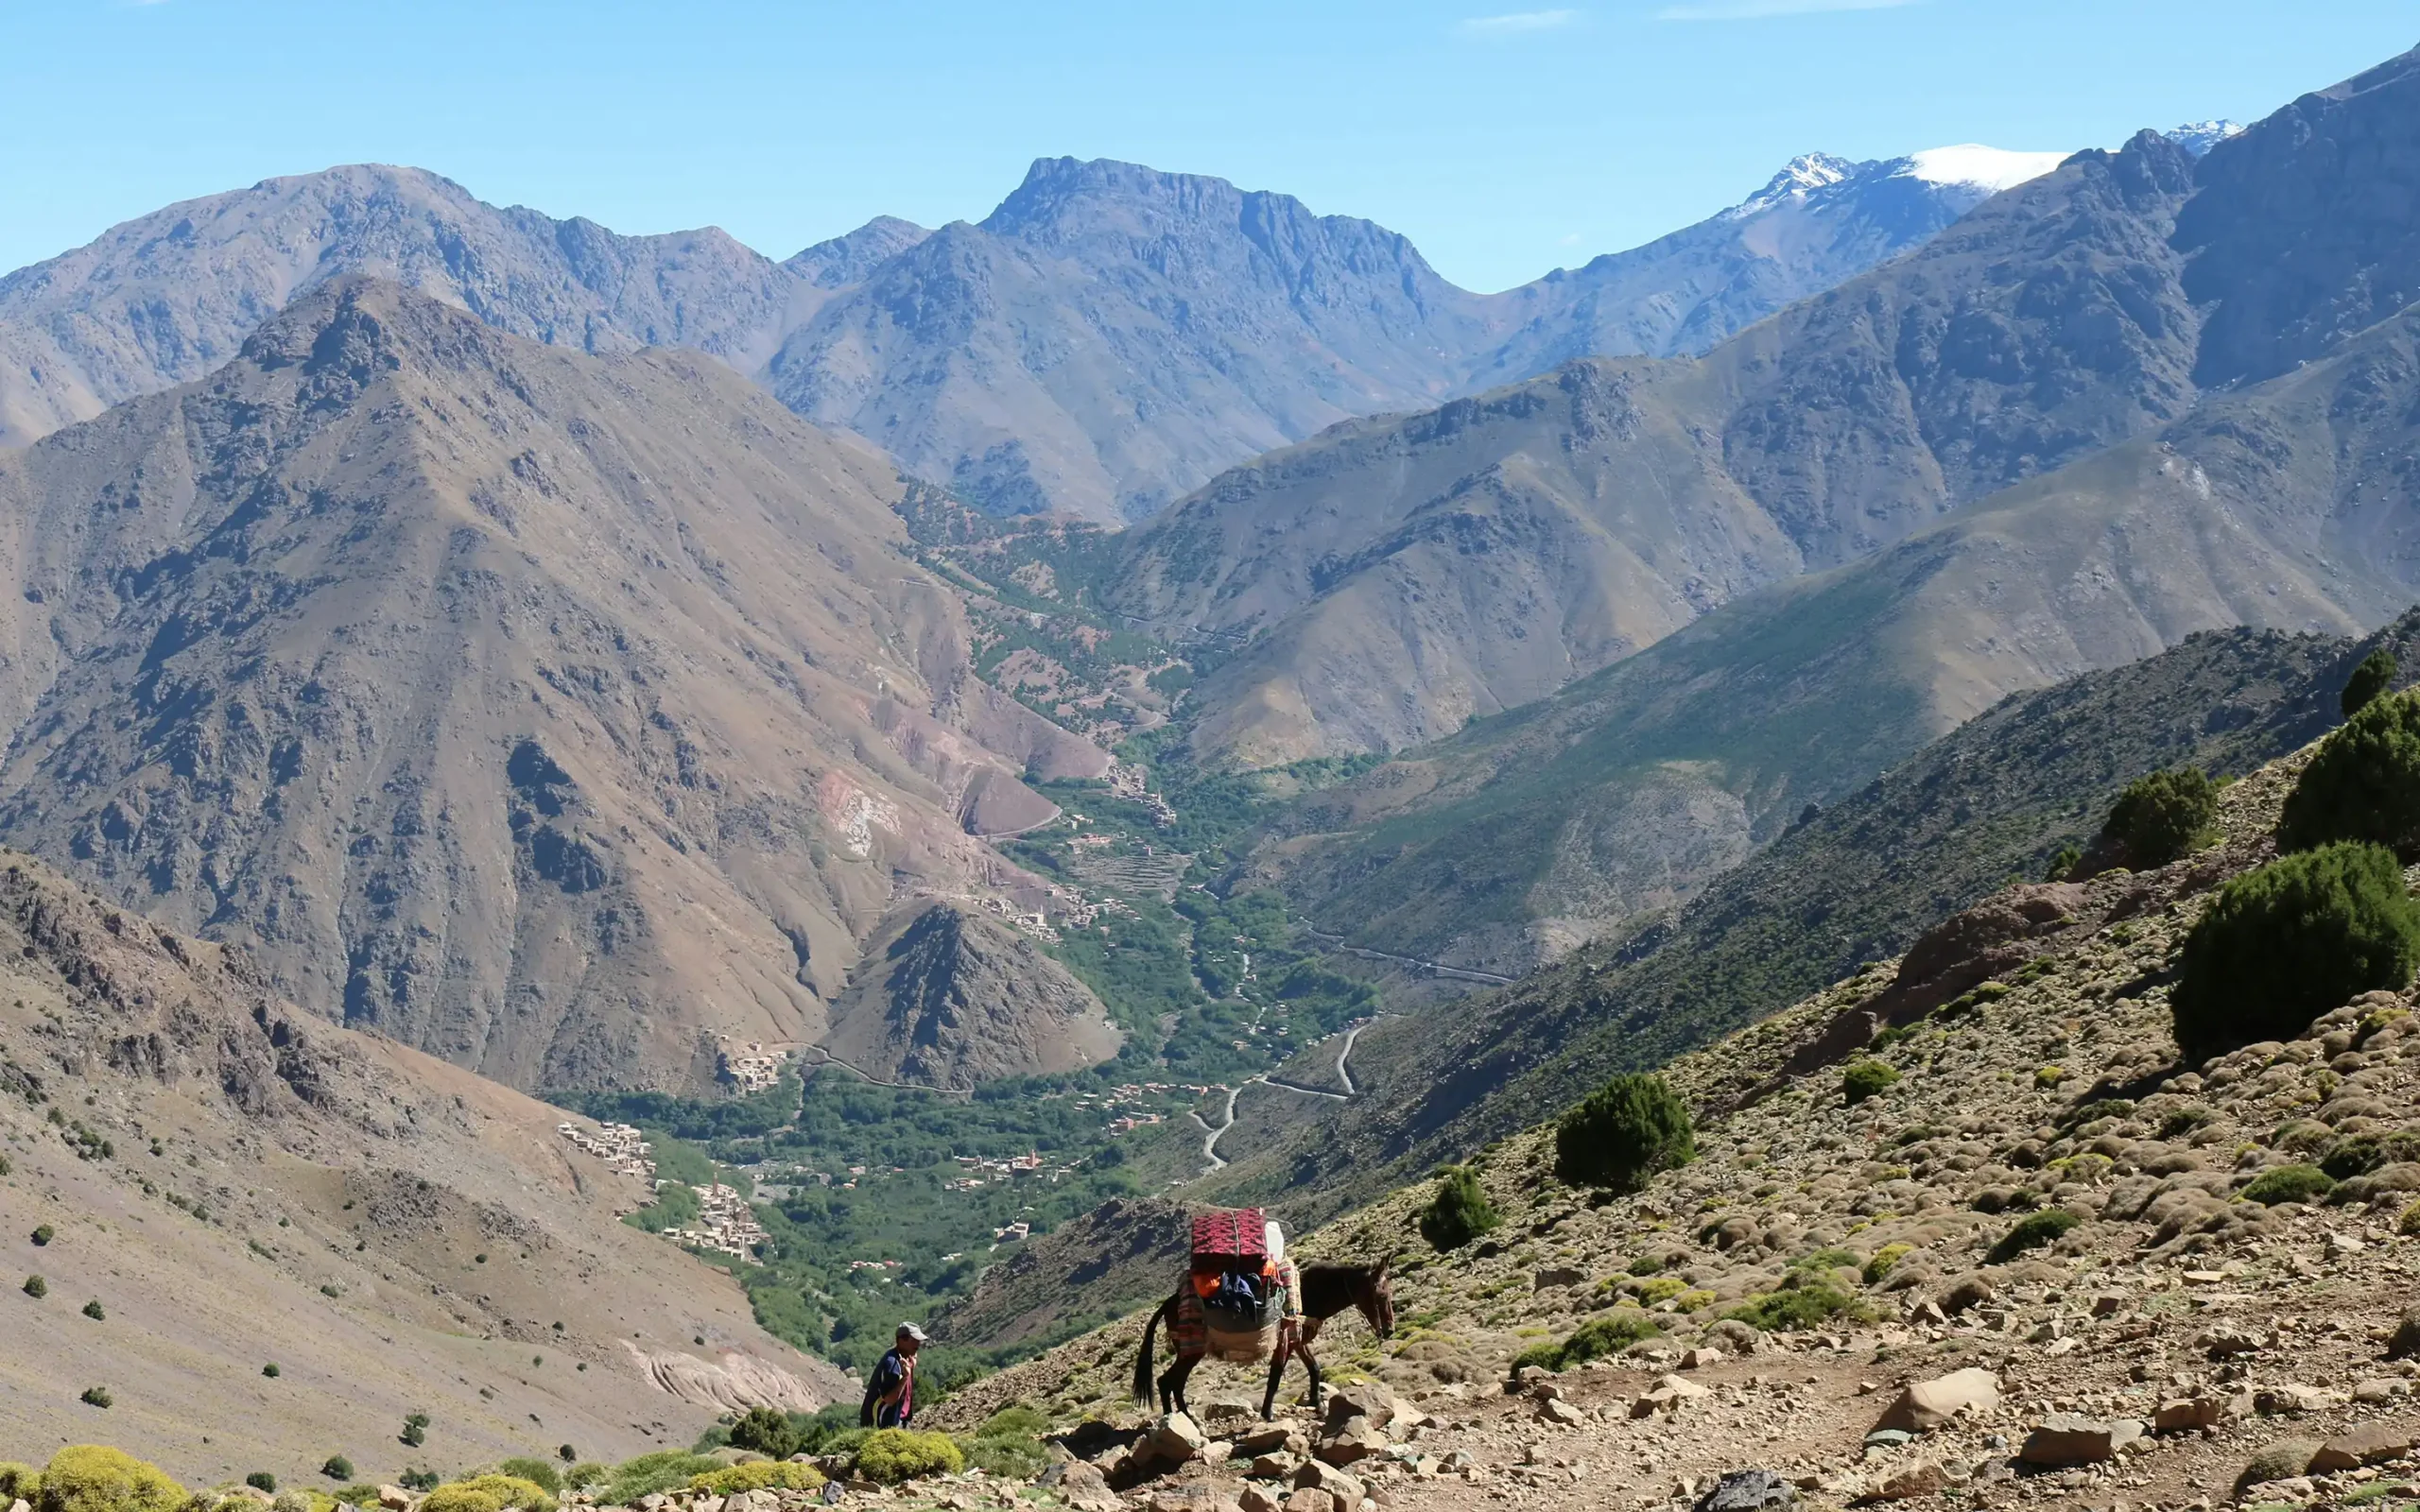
[0,278,1101,1092]
[0,149,2065,526]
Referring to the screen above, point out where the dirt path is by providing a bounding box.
[1293,919,1514,985]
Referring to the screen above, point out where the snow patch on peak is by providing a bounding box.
[1896,145,2070,194]
[2164,120,2245,158]
[1728,152,1858,218]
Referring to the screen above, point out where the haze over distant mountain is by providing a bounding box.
[0,277,1106,1092]
[0,143,2092,524]
[1200,46,2420,973]
[0,163,809,449]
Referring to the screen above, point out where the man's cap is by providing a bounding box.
[897,1321,927,1341]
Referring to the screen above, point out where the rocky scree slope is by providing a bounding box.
[1210,618,2411,1212]
[0,277,1101,1092]
[933,744,2420,1511]
[1115,48,2420,768]
[0,847,842,1486]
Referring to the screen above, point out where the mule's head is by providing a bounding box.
[1362,1252,1398,1340]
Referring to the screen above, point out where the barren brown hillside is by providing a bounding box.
[0,848,844,1486]
[0,278,1103,1091]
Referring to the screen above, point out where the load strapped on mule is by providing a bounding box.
[1184,1207,1295,1362]
[1132,1206,1396,1420]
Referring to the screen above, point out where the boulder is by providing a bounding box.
[1279,1492,1333,1512]
[1314,1417,1388,1466]
[1873,1368,1999,1434]
[2195,1325,2266,1359]
[2308,1422,2419,1472]
[2019,1414,2143,1466]
[1634,1373,1713,1418]
[1539,1399,1584,1426]
[2256,1384,2348,1416]
[1148,1412,1208,1465]
[1234,1424,1298,1457]
[2153,1393,2248,1432]
[1937,1275,1996,1316]
[1690,1469,1797,1511]
[1870,1461,1945,1501]
[1289,1462,1364,1505]
[1238,1490,1282,1512]
[1680,1348,1728,1371]
[1321,1382,1406,1433]
[378,1491,415,1512]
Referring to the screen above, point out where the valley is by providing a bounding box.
[8,22,2420,1512]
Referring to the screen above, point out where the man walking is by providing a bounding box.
[860,1322,925,1429]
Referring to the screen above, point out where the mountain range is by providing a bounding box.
[0,276,1105,1091]
[0,139,2100,526]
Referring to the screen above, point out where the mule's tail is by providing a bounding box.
[1132,1297,1170,1405]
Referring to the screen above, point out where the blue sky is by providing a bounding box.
[4,1,2413,292]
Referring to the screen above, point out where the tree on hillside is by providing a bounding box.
[2170,841,2420,1063]
[1555,1073,1695,1192]
[2100,767,2218,869]
[2343,648,2398,718]
[2278,690,2420,856]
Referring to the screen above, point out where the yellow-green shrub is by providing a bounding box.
[1632,1276,1689,1306]
[0,1466,42,1504]
[36,1448,185,1512]
[417,1476,554,1512]
[685,1463,823,1497]
[852,1431,962,1485]
[1861,1243,1913,1284]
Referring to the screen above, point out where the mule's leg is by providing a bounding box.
[1260,1335,1290,1420]
[1161,1353,1198,1418]
[1303,1342,1323,1415]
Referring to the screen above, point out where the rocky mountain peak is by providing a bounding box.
[784,214,932,287]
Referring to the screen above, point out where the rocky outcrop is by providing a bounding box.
[822,902,1121,1089]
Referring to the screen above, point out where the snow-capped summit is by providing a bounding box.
[1727,152,1857,218]
[2165,120,2245,157]
[1893,145,2072,195]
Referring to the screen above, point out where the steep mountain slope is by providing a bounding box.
[758,157,1507,524]
[1250,264,2420,974]
[821,901,1121,1090]
[0,164,808,449]
[1116,124,2211,761]
[0,277,1102,1092]
[784,215,932,288]
[1463,145,2072,391]
[937,745,2420,1512]
[1214,616,2418,1217]
[0,849,842,1486]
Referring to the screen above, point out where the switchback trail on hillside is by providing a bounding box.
[1186,1014,1390,1176]
[1293,921,1514,985]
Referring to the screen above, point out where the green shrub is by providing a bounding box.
[722,1404,801,1460]
[597,1453,718,1505]
[494,1460,561,1496]
[24,1274,44,1298]
[1861,1243,1913,1285]
[2321,1137,2384,1181]
[1417,1165,1499,1250]
[397,1472,440,1494]
[560,1468,608,1493]
[76,1387,110,1410]
[30,1225,52,1246]
[684,1464,823,1497]
[320,1459,353,1484]
[1841,1060,1900,1106]
[1722,1280,1867,1332]
[334,1486,384,1507]
[1512,1310,1664,1371]
[1632,1276,1688,1306]
[0,1465,41,1503]
[2240,1164,2336,1206]
[1554,1073,1695,1192]
[959,1407,1049,1480]
[417,1475,554,1512]
[2343,649,2398,719]
[33,1448,182,1512]
[2171,842,2420,1061]
[1988,1208,2083,1263]
[262,1364,281,1379]
[1626,1253,1665,1277]
[80,1300,103,1321]
[246,1474,277,1494]
[2044,844,2082,883]
[852,1431,962,1485]
[2278,691,2420,854]
[2101,767,2219,868]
